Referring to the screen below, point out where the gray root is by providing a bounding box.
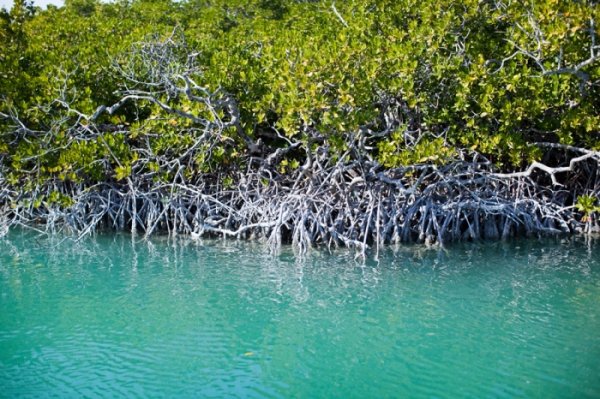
[1,142,598,257]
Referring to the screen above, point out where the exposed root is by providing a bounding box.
[1,147,598,257]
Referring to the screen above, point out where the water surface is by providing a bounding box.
[1,231,599,398]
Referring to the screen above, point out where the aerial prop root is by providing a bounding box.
[2,148,596,257]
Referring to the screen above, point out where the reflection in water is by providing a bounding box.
[1,231,599,398]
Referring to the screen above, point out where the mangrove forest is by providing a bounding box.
[1,0,599,255]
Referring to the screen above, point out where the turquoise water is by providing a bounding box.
[1,231,599,398]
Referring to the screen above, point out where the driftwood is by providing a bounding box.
[1,31,599,257]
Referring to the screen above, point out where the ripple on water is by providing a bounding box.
[1,233,600,398]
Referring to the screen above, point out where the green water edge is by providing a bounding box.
[1,230,599,398]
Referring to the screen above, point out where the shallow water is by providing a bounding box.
[1,231,599,398]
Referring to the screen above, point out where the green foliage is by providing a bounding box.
[1,0,599,206]
[378,132,455,167]
[575,195,600,219]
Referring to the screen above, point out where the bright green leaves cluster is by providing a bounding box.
[197,2,383,140]
[378,133,455,168]
[0,0,34,110]
[576,195,600,220]
[447,0,600,165]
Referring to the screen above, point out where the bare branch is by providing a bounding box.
[331,2,348,28]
